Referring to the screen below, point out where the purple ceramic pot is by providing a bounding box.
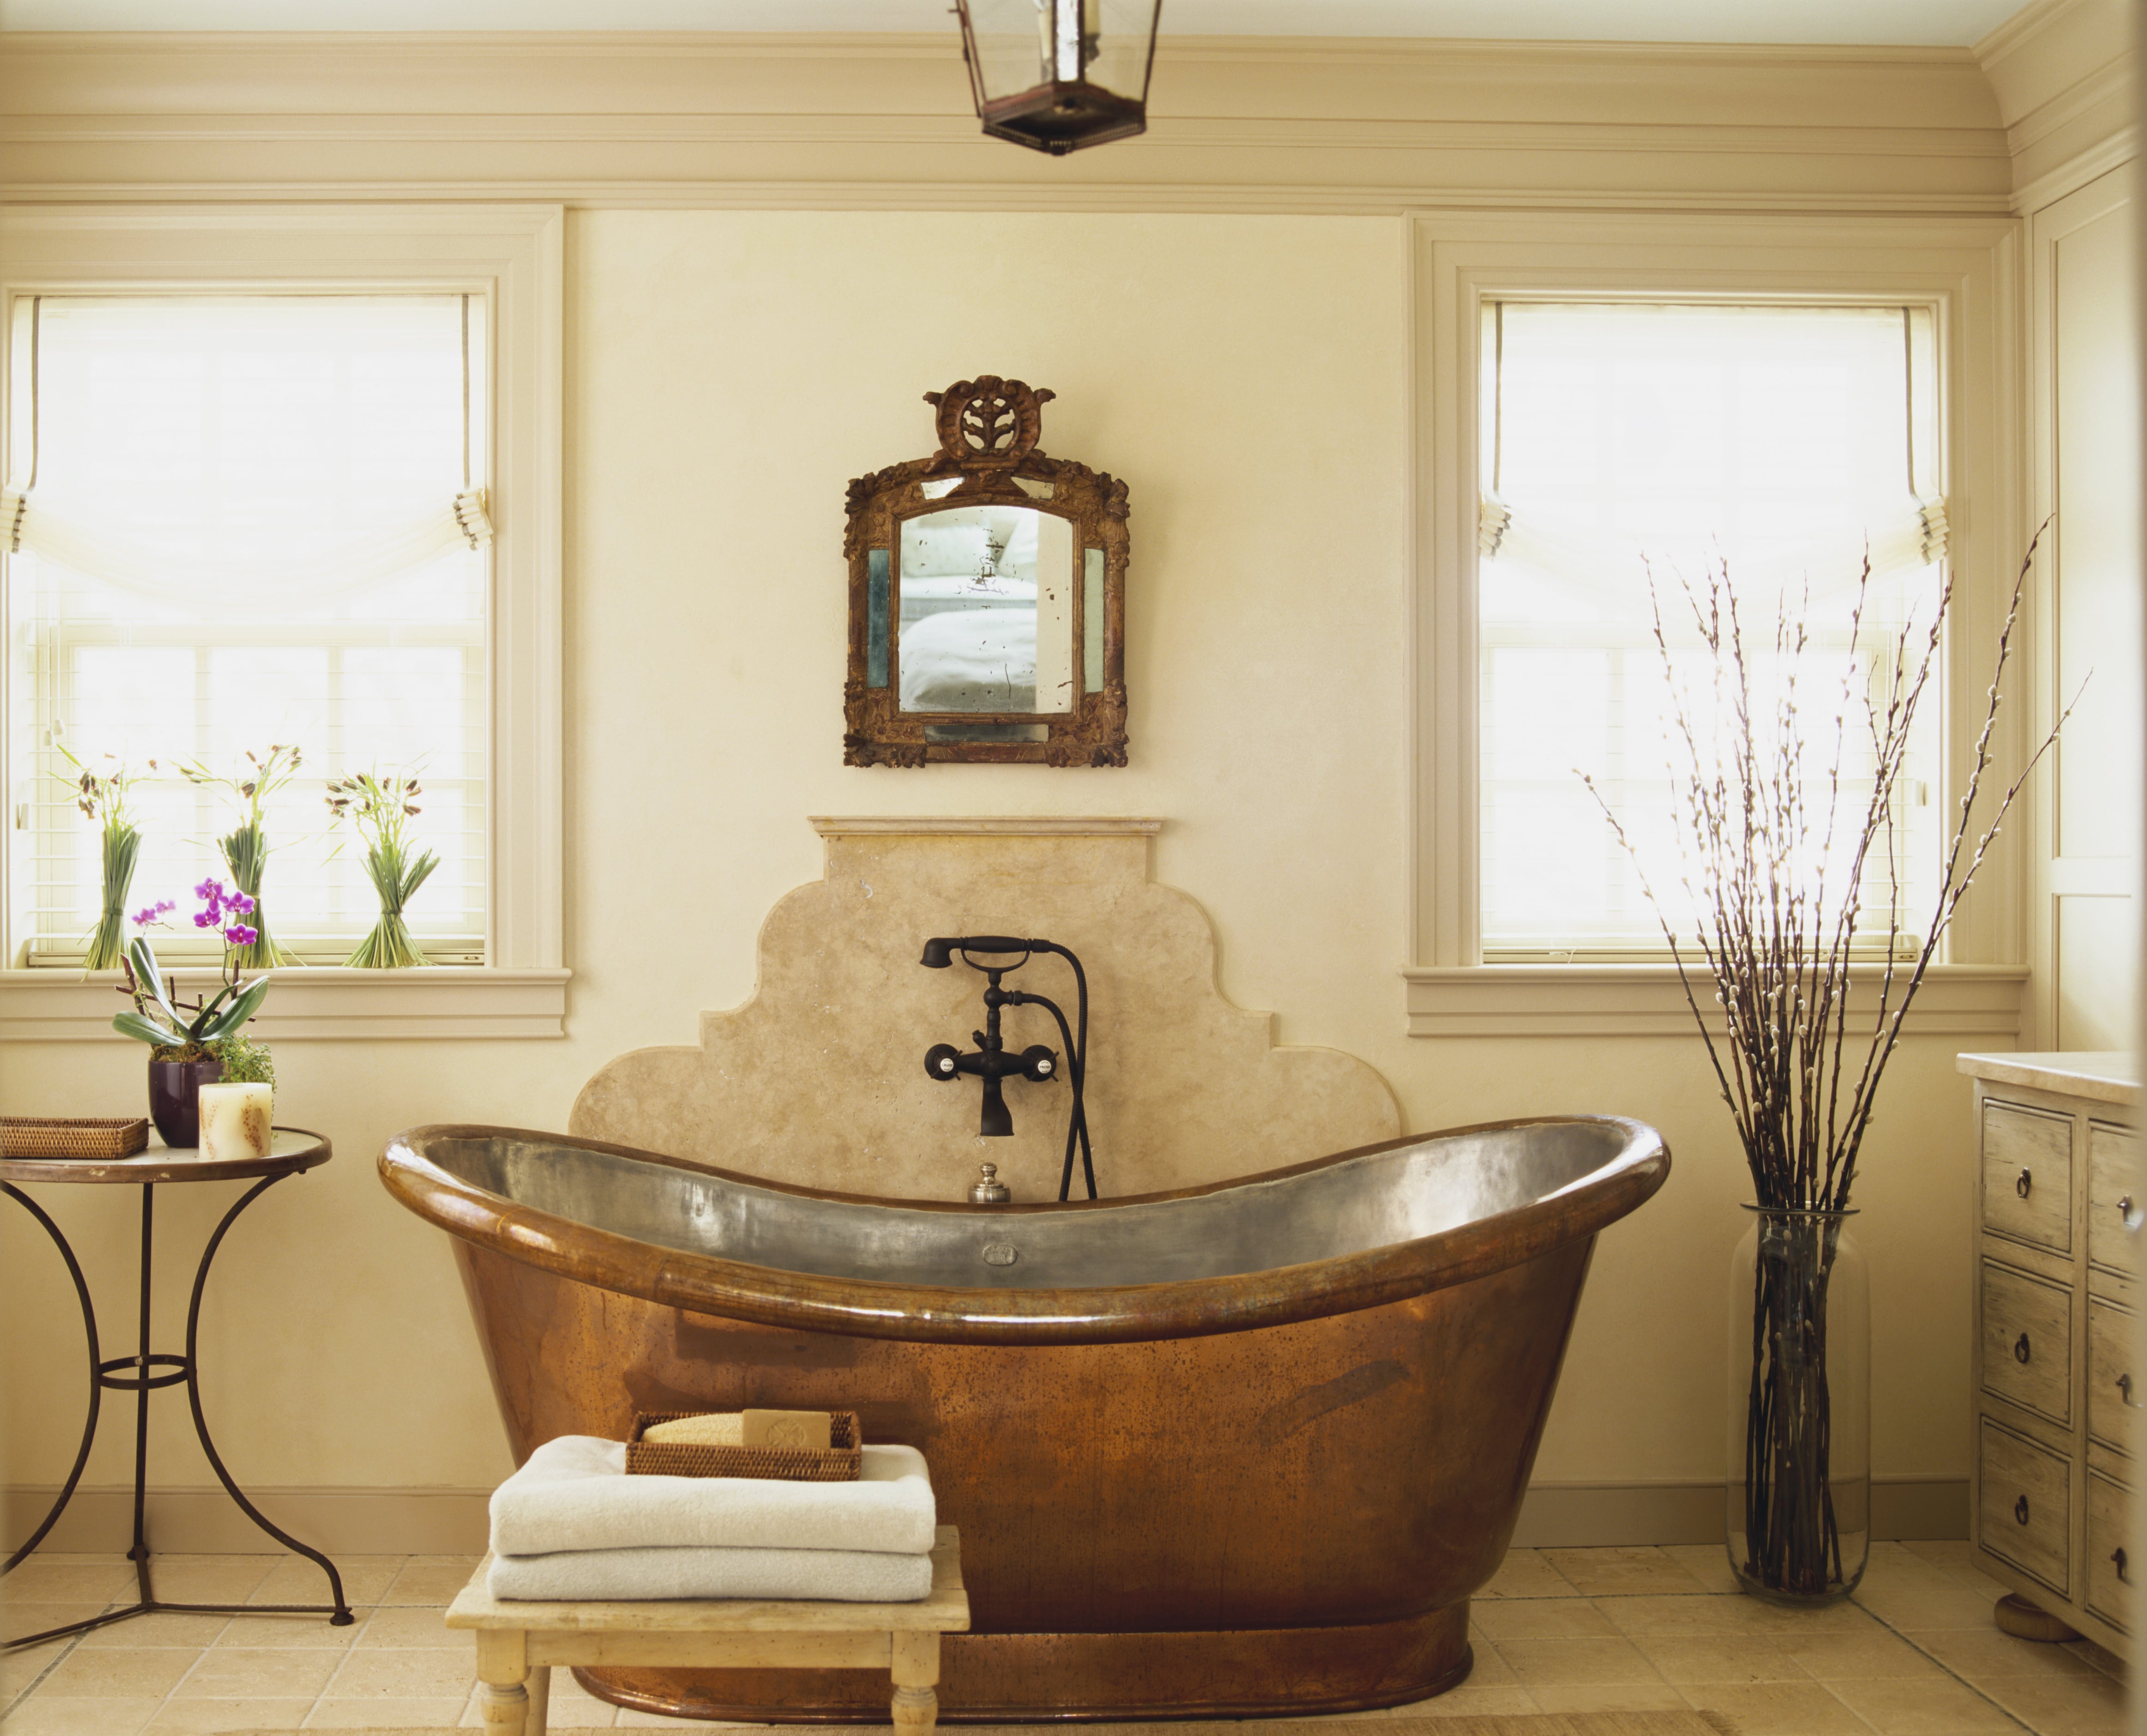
[148,1054,224,1149]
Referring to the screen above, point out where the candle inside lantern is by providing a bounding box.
[197,1083,274,1160]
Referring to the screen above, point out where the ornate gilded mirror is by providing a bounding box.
[844,376,1128,766]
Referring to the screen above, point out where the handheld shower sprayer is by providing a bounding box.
[920,935,1096,1201]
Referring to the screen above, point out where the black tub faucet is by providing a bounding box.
[921,935,1097,1200]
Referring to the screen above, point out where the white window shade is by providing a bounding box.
[1479,301,1945,957]
[10,293,490,963]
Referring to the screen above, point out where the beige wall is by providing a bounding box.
[1,0,2135,1552]
[1,207,2004,1542]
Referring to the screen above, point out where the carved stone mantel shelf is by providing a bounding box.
[809,816,1162,837]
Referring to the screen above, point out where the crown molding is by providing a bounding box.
[1972,0,2124,125]
[1972,0,2082,69]
[0,29,1995,64]
[1969,0,2132,200]
[0,30,2014,210]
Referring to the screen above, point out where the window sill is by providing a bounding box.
[1401,962,2029,1039]
[0,966,570,1042]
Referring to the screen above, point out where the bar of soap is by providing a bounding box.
[643,1413,744,1447]
[742,1408,833,1450]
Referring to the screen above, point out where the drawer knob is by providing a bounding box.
[2015,1495,2032,1526]
[2122,1195,2142,1233]
[2116,1547,2130,1584]
[2015,1333,2032,1365]
[2017,1169,2034,1199]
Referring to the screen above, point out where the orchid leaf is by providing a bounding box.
[187,986,233,1041]
[202,975,270,1041]
[126,935,176,1021]
[112,1011,179,1046]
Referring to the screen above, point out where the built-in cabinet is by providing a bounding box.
[1962,1052,2139,1648]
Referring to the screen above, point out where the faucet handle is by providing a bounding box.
[970,1162,1012,1205]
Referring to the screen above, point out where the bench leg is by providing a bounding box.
[891,1631,940,1736]
[527,1663,551,1735]
[476,1629,533,1736]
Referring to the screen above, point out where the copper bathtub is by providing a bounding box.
[380,1115,1668,1723]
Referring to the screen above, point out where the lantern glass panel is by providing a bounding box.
[964,0,1160,104]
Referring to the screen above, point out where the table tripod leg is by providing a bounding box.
[185,1174,354,1624]
[0,1184,103,1573]
[129,1184,154,1604]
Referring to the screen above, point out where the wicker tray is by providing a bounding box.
[0,1117,151,1161]
[626,1410,862,1482]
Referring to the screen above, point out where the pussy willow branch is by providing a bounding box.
[1584,529,2065,1210]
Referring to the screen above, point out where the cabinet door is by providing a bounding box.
[1983,1101,2074,1255]
[2086,1473,2133,1633]
[2087,1298,2135,1457]
[2088,1122,2142,1278]
[1979,1418,2071,1594]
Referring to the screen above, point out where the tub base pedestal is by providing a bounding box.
[576,1603,1473,1724]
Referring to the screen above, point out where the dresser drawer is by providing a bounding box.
[1983,1260,2073,1424]
[2089,1121,2143,1276]
[1980,1418,2071,1594]
[2087,1473,2133,1633]
[1983,1101,2074,1254]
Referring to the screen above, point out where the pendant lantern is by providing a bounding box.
[953,0,1163,157]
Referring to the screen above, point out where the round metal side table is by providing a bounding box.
[1,1127,353,1649]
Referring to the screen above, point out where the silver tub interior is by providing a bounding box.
[423,1122,1630,1291]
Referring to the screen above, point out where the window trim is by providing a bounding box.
[1406,210,2029,1038]
[0,204,566,1039]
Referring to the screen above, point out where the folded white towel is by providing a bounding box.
[488,1435,936,1558]
[487,1543,934,1603]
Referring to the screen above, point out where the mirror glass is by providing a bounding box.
[898,505,1073,714]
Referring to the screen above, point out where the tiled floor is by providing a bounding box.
[0,1541,2129,1733]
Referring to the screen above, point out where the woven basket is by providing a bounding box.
[0,1117,151,1161]
[626,1410,863,1482]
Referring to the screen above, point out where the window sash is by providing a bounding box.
[1474,296,1946,960]
[6,288,497,966]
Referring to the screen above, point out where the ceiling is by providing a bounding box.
[0,0,2031,45]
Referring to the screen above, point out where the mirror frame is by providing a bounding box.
[844,375,1128,767]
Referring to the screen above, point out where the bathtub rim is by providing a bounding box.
[379,1113,1667,1347]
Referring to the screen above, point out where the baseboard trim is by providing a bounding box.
[1511,1478,1969,1548]
[9,1477,1967,1557]
[2,1485,492,1556]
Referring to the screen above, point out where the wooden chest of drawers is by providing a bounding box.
[1962,1052,2139,1649]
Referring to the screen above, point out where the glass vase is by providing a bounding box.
[1727,1205,1869,1603]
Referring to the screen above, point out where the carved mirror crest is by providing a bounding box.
[844,376,1128,767]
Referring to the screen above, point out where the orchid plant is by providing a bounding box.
[58,745,145,971]
[112,880,272,1059]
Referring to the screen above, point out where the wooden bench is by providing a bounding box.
[446,1524,969,1736]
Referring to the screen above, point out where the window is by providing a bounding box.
[1477,302,1945,958]
[1403,214,2026,1038]
[0,205,564,1039]
[12,293,489,965]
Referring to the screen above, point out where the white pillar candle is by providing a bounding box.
[197,1083,274,1160]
